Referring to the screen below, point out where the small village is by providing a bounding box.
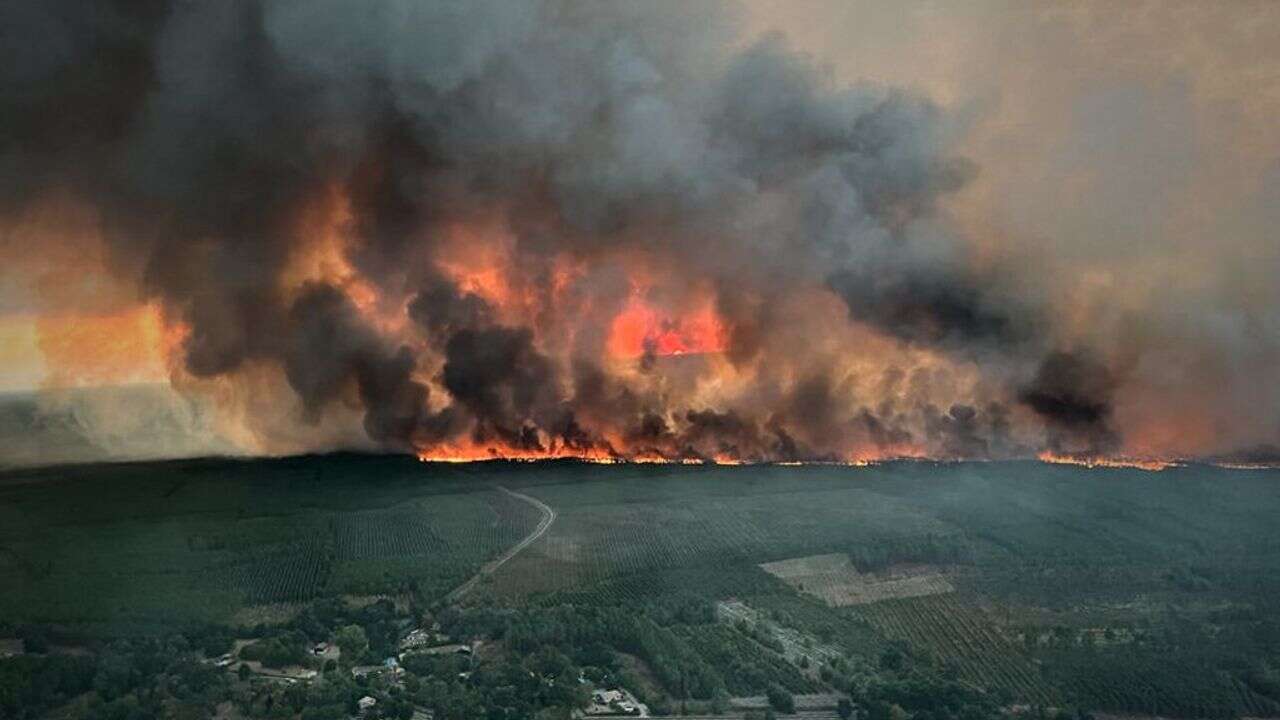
[181,607,658,719]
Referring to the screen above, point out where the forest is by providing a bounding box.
[3,456,1280,718]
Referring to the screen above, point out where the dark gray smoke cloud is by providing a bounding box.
[285,282,431,445]
[3,0,1219,463]
[1019,351,1119,456]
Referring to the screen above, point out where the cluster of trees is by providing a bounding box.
[265,597,407,662]
[235,666,415,720]
[501,602,728,701]
[0,654,96,719]
[0,636,233,720]
[241,631,308,669]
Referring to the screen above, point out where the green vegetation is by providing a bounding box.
[0,455,540,633]
[857,595,1053,704]
[2,456,1280,718]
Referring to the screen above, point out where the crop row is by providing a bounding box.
[220,537,334,604]
[858,595,1057,705]
[333,511,447,560]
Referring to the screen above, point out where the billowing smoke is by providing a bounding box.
[2,1,1274,464]
[1018,352,1118,456]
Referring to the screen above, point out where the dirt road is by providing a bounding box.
[443,487,554,604]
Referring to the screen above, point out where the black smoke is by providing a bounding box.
[0,0,1128,461]
[1019,351,1120,455]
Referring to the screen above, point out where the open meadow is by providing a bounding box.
[3,457,1280,717]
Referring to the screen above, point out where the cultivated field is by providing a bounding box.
[759,553,953,606]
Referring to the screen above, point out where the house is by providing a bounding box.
[593,690,625,705]
[400,628,454,651]
[399,628,432,650]
[358,696,378,714]
[312,642,329,655]
[586,688,646,717]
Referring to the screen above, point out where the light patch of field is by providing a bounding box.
[342,593,411,613]
[716,600,843,668]
[760,553,953,606]
[230,602,305,626]
[538,534,585,563]
[731,693,845,711]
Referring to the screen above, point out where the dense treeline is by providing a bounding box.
[0,655,96,719]
[0,637,232,720]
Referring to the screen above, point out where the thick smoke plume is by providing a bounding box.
[2,1,1275,464]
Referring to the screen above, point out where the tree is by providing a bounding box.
[710,689,731,714]
[838,698,855,720]
[335,625,369,665]
[766,683,795,714]
[879,648,904,672]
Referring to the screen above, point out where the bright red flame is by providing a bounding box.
[607,296,727,358]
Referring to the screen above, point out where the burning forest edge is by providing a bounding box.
[3,1,1279,471]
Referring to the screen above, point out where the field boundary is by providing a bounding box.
[443,487,555,604]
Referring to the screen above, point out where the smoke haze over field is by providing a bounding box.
[1,1,1278,466]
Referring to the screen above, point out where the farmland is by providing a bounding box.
[3,457,1280,718]
[758,553,954,606]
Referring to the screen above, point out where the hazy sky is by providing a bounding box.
[741,1,1280,454]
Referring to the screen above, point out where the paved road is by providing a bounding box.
[443,486,555,605]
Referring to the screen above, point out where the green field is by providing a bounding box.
[3,457,1280,717]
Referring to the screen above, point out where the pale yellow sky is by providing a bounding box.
[0,315,45,392]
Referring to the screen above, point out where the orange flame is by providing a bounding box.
[606,295,728,358]
[1037,451,1180,471]
[416,433,929,466]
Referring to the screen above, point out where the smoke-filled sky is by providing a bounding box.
[1,0,1277,466]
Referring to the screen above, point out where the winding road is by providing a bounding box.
[443,486,555,605]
